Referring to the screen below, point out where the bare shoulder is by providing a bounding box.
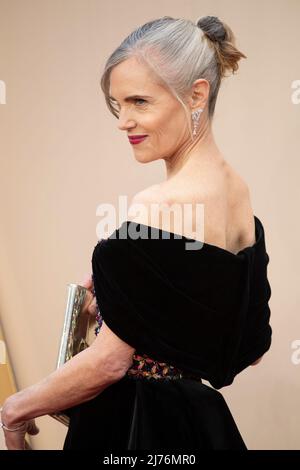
[225,163,251,208]
[224,164,256,249]
[128,182,212,239]
[126,166,255,251]
[127,184,172,228]
[130,184,167,205]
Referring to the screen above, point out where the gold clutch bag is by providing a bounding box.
[50,283,97,426]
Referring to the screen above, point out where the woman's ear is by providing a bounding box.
[187,78,210,111]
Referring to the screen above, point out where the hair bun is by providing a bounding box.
[196,16,227,44]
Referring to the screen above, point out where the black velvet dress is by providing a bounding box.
[63,216,272,450]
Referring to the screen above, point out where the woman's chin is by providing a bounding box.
[133,153,154,164]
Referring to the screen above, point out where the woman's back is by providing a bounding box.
[130,159,256,255]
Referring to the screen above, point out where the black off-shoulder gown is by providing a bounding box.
[63,216,272,450]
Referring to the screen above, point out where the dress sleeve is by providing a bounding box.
[232,250,272,376]
[91,229,272,390]
[91,235,234,389]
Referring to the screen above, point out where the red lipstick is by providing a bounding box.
[128,135,148,145]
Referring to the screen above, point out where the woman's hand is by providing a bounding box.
[0,406,39,450]
[80,273,98,317]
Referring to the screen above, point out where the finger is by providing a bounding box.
[81,290,94,315]
[27,420,40,436]
[80,273,93,289]
[88,298,98,316]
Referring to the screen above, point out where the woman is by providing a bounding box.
[0,15,272,450]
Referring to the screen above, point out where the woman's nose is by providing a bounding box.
[117,109,136,131]
[118,119,136,131]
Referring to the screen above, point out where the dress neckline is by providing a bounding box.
[119,215,263,259]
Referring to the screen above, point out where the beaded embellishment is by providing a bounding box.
[126,353,188,380]
[91,274,201,382]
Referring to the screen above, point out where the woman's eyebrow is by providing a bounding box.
[109,94,152,102]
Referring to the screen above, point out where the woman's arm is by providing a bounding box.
[1,321,135,428]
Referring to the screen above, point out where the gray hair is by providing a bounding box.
[100,15,246,139]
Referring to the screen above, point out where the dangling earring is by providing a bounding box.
[191,108,203,137]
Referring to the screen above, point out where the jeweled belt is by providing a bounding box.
[126,352,202,382]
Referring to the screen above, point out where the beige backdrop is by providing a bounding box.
[0,0,299,450]
[0,322,16,449]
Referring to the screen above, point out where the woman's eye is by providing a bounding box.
[134,98,146,106]
[112,98,146,113]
